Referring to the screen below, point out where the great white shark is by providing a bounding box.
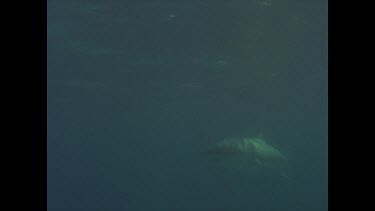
[203,137,288,177]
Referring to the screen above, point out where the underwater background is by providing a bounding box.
[47,0,327,210]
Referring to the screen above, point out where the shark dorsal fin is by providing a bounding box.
[256,128,264,139]
[254,129,266,143]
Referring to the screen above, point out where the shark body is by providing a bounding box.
[203,137,287,173]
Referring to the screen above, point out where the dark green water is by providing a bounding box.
[48,0,327,210]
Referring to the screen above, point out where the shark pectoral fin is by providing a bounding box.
[255,159,275,169]
[255,158,263,166]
